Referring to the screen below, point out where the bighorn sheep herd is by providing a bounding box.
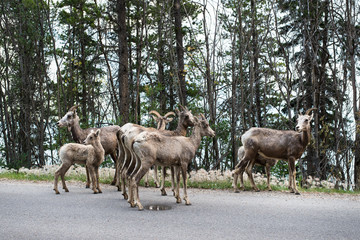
[54,105,316,210]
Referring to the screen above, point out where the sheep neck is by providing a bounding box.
[300,126,311,148]
[173,123,188,137]
[70,117,88,143]
[189,124,202,150]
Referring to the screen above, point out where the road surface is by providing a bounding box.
[0,179,359,239]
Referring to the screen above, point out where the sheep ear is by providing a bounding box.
[95,129,101,137]
[166,117,174,123]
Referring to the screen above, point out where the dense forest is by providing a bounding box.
[0,0,360,189]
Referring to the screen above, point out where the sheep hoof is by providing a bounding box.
[110,180,116,186]
[64,188,69,192]
[85,185,90,189]
[295,192,301,195]
[54,189,60,194]
[144,183,150,188]
[161,189,167,196]
[234,189,240,193]
[122,193,128,200]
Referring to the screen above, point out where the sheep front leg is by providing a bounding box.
[85,166,91,188]
[95,166,102,193]
[144,171,150,187]
[171,166,176,196]
[160,166,167,196]
[174,167,181,203]
[88,165,98,194]
[288,158,300,195]
[181,164,191,205]
[265,164,272,191]
[153,164,160,188]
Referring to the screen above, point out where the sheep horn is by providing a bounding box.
[149,110,161,118]
[164,111,176,118]
[179,105,185,111]
[305,108,317,115]
[200,113,206,120]
[69,105,79,112]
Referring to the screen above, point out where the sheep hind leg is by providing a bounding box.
[245,159,259,192]
[110,152,117,186]
[233,160,247,193]
[59,163,72,193]
[54,164,68,194]
[133,165,152,211]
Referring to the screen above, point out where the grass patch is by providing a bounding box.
[1,171,359,195]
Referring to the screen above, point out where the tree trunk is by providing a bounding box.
[174,0,186,106]
[117,0,129,125]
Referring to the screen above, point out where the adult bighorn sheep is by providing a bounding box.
[116,105,195,200]
[143,110,176,188]
[129,114,215,210]
[233,108,316,195]
[234,146,278,192]
[54,129,104,194]
[57,105,121,188]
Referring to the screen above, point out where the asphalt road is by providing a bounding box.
[0,179,359,240]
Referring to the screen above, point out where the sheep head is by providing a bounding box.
[194,113,215,138]
[57,105,79,129]
[175,105,196,128]
[295,108,317,132]
[83,129,101,145]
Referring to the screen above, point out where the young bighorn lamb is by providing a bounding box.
[116,105,195,200]
[54,129,104,194]
[57,105,121,188]
[234,146,278,192]
[233,108,316,195]
[130,114,215,210]
[143,110,175,188]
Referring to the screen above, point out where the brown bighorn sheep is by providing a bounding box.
[54,129,104,194]
[130,114,215,210]
[233,108,316,195]
[144,110,176,188]
[57,105,121,188]
[234,146,278,192]
[116,105,195,200]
